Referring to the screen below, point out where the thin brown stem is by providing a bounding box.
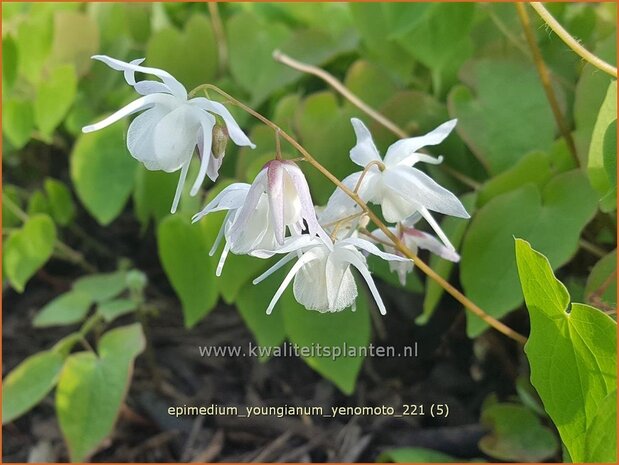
[353,160,385,194]
[208,2,228,77]
[515,3,579,166]
[197,84,527,345]
[273,50,482,191]
[530,2,617,78]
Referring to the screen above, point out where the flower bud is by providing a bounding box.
[212,124,229,159]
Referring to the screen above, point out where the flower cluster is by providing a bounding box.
[84,57,469,315]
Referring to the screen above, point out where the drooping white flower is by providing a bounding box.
[191,182,253,276]
[322,118,469,248]
[82,55,255,213]
[228,160,328,251]
[369,222,460,286]
[252,235,409,315]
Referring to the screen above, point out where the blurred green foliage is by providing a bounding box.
[2,2,617,462]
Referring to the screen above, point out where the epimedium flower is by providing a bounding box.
[192,159,327,275]
[322,118,469,247]
[191,182,253,276]
[369,221,460,286]
[252,235,409,315]
[228,159,329,250]
[81,55,255,214]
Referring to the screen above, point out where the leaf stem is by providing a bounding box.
[195,84,527,345]
[529,2,618,78]
[208,1,228,77]
[515,3,579,166]
[272,50,482,191]
[2,195,97,274]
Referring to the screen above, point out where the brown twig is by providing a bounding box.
[272,50,482,191]
[515,3,579,166]
[530,2,617,78]
[208,2,228,77]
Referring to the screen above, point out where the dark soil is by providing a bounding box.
[3,156,536,462]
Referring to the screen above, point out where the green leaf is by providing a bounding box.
[44,178,76,226]
[34,290,93,327]
[348,3,413,80]
[3,36,18,92]
[73,271,128,303]
[294,91,358,204]
[584,249,617,309]
[16,10,52,83]
[50,10,100,76]
[2,350,65,424]
[573,33,616,162]
[2,185,24,228]
[236,275,286,354]
[378,447,461,463]
[56,324,145,462]
[461,171,598,336]
[477,151,553,207]
[34,64,77,137]
[419,193,477,324]
[146,14,217,92]
[3,98,34,149]
[70,120,137,225]
[587,80,617,197]
[228,11,357,105]
[584,390,617,463]
[4,214,57,292]
[600,119,617,211]
[97,299,138,323]
[133,166,178,231]
[448,59,557,175]
[157,215,218,328]
[281,288,370,395]
[395,3,475,94]
[515,239,617,462]
[27,190,51,217]
[479,403,559,462]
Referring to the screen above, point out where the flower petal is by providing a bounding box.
[189,97,255,148]
[192,183,251,222]
[282,161,329,243]
[324,253,357,311]
[349,118,381,167]
[418,207,456,251]
[251,234,326,259]
[126,104,169,170]
[342,237,410,263]
[266,162,286,244]
[404,228,460,262]
[170,160,190,214]
[337,248,387,315]
[92,55,187,100]
[189,112,217,196]
[228,170,267,249]
[253,252,297,285]
[384,119,457,166]
[82,93,177,133]
[153,105,201,172]
[382,166,469,218]
[266,251,319,315]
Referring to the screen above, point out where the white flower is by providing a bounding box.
[252,235,409,315]
[228,160,328,250]
[191,182,253,276]
[369,222,460,286]
[322,118,469,248]
[82,55,255,213]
